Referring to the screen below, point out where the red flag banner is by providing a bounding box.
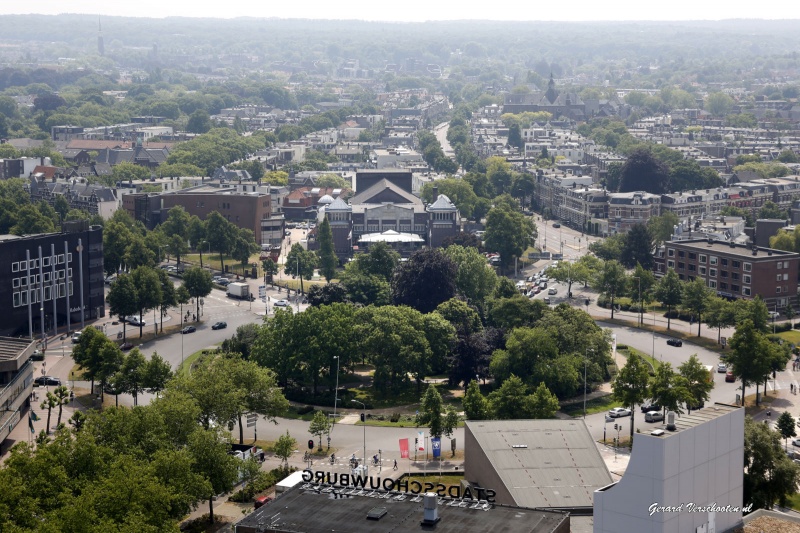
[399,438,409,459]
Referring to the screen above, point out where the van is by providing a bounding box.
[71,331,82,344]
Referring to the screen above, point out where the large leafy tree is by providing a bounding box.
[391,248,457,314]
[620,223,653,270]
[682,277,713,337]
[205,211,236,273]
[728,320,773,406]
[188,427,241,524]
[488,374,534,419]
[744,417,800,510]
[182,267,213,319]
[617,147,671,194]
[611,352,650,445]
[444,244,498,307]
[416,385,459,439]
[654,268,682,330]
[284,243,318,295]
[308,410,332,451]
[594,260,628,319]
[317,216,337,282]
[105,273,139,341]
[648,363,693,415]
[484,202,535,274]
[704,296,736,343]
[678,354,714,409]
[647,212,679,249]
[130,266,163,338]
[462,380,490,420]
[160,206,191,264]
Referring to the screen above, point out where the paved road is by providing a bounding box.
[434,122,454,159]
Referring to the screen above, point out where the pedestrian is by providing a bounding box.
[393,459,398,470]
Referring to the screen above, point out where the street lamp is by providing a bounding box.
[351,399,367,474]
[632,276,642,327]
[332,356,340,433]
[583,348,594,418]
[295,256,300,312]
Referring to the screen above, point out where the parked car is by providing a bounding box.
[543,297,551,304]
[274,299,291,307]
[608,407,631,418]
[725,370,736,382]
[717,363,727,373]
[547,288,558,295]
[34,376,61,387]
[645,411,665,423]
[211,321,227,330]
[120,342,134,351]
[71,331,82,344]
[666,338,683,347]
[769,311,781,319]
[123,316,146,327]
[552,222,561,228]
[640,402,662,413]
[181,326,196,334]
[792,438,800,448]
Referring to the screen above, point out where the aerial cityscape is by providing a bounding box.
[1,10,800,533]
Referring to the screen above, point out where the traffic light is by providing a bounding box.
[585,298,590,307]
[308,439,314,450]
[415,437,418,446]
[614,424,618,431]
[360,413,365,422]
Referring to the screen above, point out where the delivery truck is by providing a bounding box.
[227,282,251,300]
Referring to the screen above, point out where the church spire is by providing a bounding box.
[98,16,105,56]
[545,72,557,104]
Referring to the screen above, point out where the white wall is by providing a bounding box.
[594,406,744,533]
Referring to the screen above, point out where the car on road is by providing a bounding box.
[120,342,134,351]
[645,411,665,423]
[123,316,146,327]
[608,407,631,418]
[71,331,82,344]
[666,338,683,347]
[34,376,61,387]
[769,311,781,319]
[640,402,661,413]
[543,297,551,304]
[211,321,227,330]
[725,370,736,382]
[274,299,291,307]
[717,363,727,373]
[181,326,196,334]
[552,222,561,228]
[793,438,800,447]
[547,287,558,295]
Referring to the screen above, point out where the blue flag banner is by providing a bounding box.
[431,437,441,458]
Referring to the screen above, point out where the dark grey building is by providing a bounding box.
[0,221,104,338]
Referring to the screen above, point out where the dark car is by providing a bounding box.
[666,338,683,347]
[211,321,227,330]
[34,376,62,387]
[725,370,736,383]
[641,402,662,413]
[120,342,134,351]
[181,326,197,334]
[552,222,561,228]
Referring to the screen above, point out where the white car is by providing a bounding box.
[792,438,800,448]
[717,363,727,373]
[123,316,146,327]
[273,299,291,307]
[645,411,664,423]
[608,407,632,418]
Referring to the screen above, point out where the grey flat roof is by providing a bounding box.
[644,403,741,438]
[666,238,799,258]
[466,419,613,509]
[235,484,569,533]
[0,337,34,362]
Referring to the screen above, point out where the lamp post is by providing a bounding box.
[332,356,340,435]
[583,348,594,418]
[351,399,367,474]
[295,256,300,312]
[632,276,642,327]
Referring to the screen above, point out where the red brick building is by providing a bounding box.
[654,238,800,309]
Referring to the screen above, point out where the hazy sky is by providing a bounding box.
[2,1,797,22]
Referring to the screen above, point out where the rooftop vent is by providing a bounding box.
[651,429,665,437]
[367,507,387,521]
[666,411,677,432]
[422,493,440,525]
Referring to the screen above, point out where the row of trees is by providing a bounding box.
[3,348,288,529]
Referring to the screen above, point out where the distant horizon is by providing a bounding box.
[1,2,798,23]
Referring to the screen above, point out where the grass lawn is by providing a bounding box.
[783,492,800,512]
[176,348,218,377]
[347,382,448,410]
[402,473,464,489]
[617,345,662,373]
[561,395,622,417]
[776,330,800,345]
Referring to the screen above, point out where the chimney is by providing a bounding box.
[433,186,439,202]
[666,411,676,431]
[422,493,440,525]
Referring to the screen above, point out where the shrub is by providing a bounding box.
[229,465,297,503]
[390,412,401,423]
[616,344,628,350]
[620,303,631,311]
[296,405,315,416]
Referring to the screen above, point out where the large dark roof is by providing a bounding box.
[235,484,569,533]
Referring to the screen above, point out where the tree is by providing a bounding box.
[188,216,207,267]
[283,243,317,295]
[274,431,296,466]
[206,211,236,273]
[391,248,457,314]
[744,417,800,510]
[225,355,288,444]
[648,363,692,415]
[111,161,149,183]
[612,353,650,445]
[462,380,490,420]
[488,374,533,419]
[416,385,458,438]
[678,354,714,410]
[706,92,734,117]
[759,200,788,221]
[777,411,797,451]
[317,216,337,282]
[143,352,173,396]
[620,224,653,270]
[704,296,736,343]
[617,147,671,194]
[728,320,772,407]
[483,203,535,274]
[105,274,138,341]
[589,233,625,262]
[156,268,177,333]
[547,260,590,300]
[529,382,560,419]
[595,260,627,319]
[130,266,162,338]
[182,267,213,319]
[186,109,212,134]
[682,277,712,337]
[52,385,71,428]
[40,392,57,434]
[188,427,241,524]
[309,410,332,451]
[654,268,682,330]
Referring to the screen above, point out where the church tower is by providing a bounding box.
[97,16,105,56]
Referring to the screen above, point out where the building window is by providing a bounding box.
[778,261,783,269]
[668,249,675,257]
[777,287,782,293]
[678,262,685,270]
[743,274,751,284]
[678,251,685,258]
[13,292,21,307]
[720,282,728,290]
[668,260,675,268]
[784,273,789,281]
[744,262,752,272]
[777,274,783,282]
[710,256,718,265]
[742,287,750,296]
[721,258,728,266]
[13,278,20,288]
[710,269,717,277]
[43,257,50,267]
[688,264,696,272]
[732,273,739,281]
[699,254,706,263]
[699,267,706,275]
[679,274,685,280]
[732,260,740,268]
[11,262,18,273]
[720,270,728,278]
[58,254,65,264]
[708,280,717,289]
[688,253,697,260]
